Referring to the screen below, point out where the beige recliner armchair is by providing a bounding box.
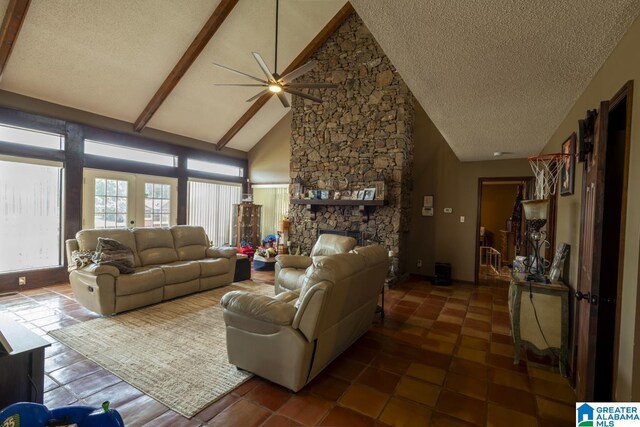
[221,245,388,392]
[274,234,357,294]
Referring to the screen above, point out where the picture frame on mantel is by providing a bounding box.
[560,133,576,196]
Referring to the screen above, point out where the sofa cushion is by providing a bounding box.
[76,228,140,267]
[310,234,357,257]
[350,245,389,267]
[171,226,209,261]
[133,228,178,266]
[296,253,366,308]
[115,266,164,296]
[277,268,306,293]
[199,258,231,277]
[161,261,200,285]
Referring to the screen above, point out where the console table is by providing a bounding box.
[0,315,50,407]
[508,277,569,376]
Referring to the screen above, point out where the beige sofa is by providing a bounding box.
[274,234,357,294]
[221,245,388,391]
[65,226,237,315]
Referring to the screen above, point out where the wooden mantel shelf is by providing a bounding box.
[291,199,386,222]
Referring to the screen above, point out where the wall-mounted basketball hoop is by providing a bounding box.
[528,153,571,200]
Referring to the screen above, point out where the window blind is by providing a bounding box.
[0,158,62,272]
[187,179,242,246]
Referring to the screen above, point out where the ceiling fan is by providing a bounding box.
[212,0,337,108]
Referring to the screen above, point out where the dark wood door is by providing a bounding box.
[575,101,609,400]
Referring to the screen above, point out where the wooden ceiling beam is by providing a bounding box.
[215,2,355,150]
[134,0,239,132]
[0,0,31,79]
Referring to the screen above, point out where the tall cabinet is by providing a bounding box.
[232,203,262,247]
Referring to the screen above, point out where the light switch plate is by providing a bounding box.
[460,216,465,223]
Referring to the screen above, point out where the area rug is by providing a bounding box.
[50,280,274,418]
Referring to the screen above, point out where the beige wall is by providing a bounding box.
[407,105,532,281]
[248,112,292,184]
[540,16,640,401]
[0,90,247,159]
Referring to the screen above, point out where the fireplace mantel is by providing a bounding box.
[291,199,386,223]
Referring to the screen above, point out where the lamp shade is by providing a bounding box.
[521,199,548,221]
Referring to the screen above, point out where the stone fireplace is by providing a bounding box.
[288,13,415,279]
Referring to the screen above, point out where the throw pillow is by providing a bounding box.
[92,237,135,274]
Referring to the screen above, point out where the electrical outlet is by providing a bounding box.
[444,208,453,214]
[18,277,26,286]
[417,259,422,268]
[460,216,465,223]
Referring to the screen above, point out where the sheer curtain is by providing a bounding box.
[187,179,242,246]
[252,185,290,235]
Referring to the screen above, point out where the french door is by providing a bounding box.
[82,169,177,229]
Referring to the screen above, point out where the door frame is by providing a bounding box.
[83,168,178,229]
[608,80,634,396]
[573,80,633,399]
[474,176,535,285]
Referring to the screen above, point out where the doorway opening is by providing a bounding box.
[475,177,533,286]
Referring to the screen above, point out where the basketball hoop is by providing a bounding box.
[528,153,571,199]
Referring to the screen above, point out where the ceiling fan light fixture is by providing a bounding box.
[268,84,282,93]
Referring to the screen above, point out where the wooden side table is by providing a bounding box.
[508,277,569,376]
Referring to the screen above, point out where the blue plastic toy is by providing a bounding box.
[0,401,124,427]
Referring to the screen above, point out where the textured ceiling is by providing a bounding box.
[0,0,346,151]
[351,0,640,161]
[1,1,640,156]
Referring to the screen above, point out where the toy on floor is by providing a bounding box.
[254,234,278,271]
[0,401,124,427]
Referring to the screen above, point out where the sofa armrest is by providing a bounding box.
[76,263,121,277]
[207,246,238,259]
[221,291,296,326]
[274,289,300,304]
[275,255,312,270]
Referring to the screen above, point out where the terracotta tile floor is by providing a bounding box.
[0,272,576,426]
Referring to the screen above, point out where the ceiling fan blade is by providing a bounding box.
[212,62,268,84]
[214,83,268,87]
[276,91,290,108]
[246,89,270,102]
[285,82,338,88]
[252,52,276,82]
[280,61,317,83]
[284,88,323,103]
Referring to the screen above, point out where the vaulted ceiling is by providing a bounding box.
[1,1,639,160]
[0,0,347,151]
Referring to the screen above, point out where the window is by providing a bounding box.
[0,124,64,150]
[94,178,129,229]
[144,183,171,227]
[252,185,290,235]
[85,140,177,167]
[187,158,243,177]
[187,179,242,246]
[0,156,63,273]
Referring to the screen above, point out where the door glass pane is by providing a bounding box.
[94,178,128,229]
[0,159,62,272]
[144,182,171,227]
[95,179,106,196]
